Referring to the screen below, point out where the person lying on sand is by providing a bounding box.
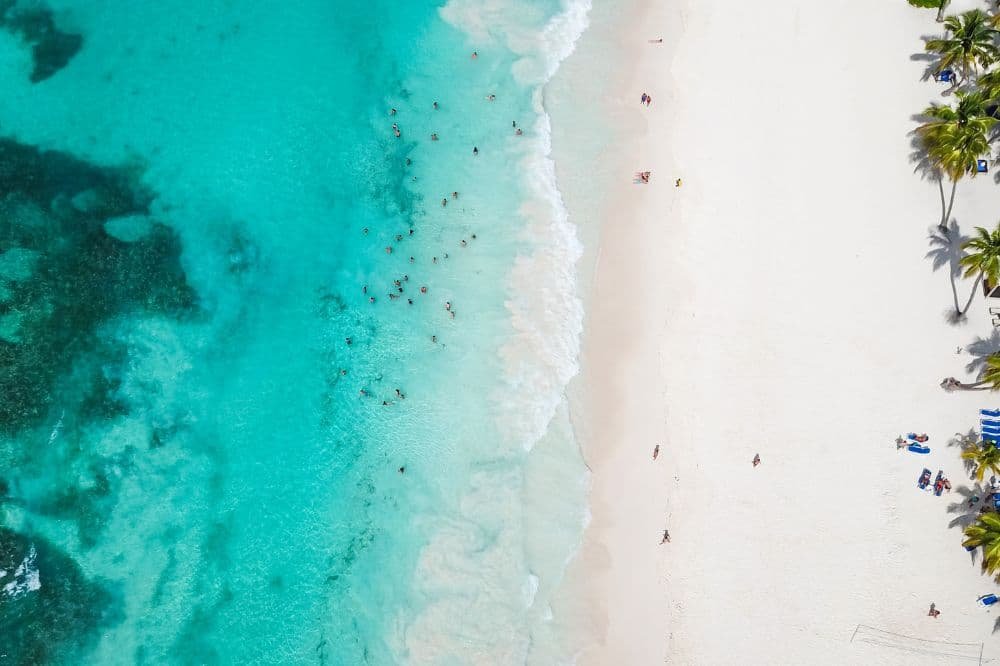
[752,453,761,467]
[653,445,660,460]
[928,603,940,618]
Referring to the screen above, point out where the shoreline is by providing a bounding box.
[547,0,683,661]
[551,0,1000,662]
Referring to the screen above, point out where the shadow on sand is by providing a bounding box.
[926,221,973,324]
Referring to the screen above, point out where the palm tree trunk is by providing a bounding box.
[936,0,950,22]
[941,178,958,232]
[938,178,948,230]
[960,271,985,315]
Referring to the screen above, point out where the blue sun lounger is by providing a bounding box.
[979,594,999,607]
[978,160,990,174]
[908,443,931,454]
[985,433,1000,444]
[937,69,955,83]
[983,420,1000,428]
[918,468,932,489]
[982,409,1000,418]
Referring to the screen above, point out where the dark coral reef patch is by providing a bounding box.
[0,1,83,83]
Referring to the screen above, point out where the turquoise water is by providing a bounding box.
[0,1,590,663]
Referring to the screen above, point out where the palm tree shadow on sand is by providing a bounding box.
[926,221,972,323]
[947,481,987,533]
[911,46,953,88]
[964,329,1000,373]
[909,132,949,225]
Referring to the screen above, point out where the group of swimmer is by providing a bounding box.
[349,49,509,408]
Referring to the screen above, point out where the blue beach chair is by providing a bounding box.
[909,443,931,454]
[937,69,955,83]
[978,160,990,174]
[979,594,999,607]
[982,409,1000,418]
[983,419,1000,428]
[985,433,1000,445]
[918,468,932,489]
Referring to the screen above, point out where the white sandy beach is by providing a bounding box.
[551,0,1000,663]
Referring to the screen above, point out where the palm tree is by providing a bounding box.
[963,512,1000,578]
[977,68,1000,105]
[925,10,1000,84]
[942,352,1000,390]
[958,224,1000,314]
[962,441,1000,480]
[917,92,994,230]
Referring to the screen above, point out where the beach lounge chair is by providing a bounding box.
[983,419,1000,427]
[981,409,1000,418]
[918,468,932,489]
[985,433,1000,444]
[937,69,955,83]
[978,594,999,607]
[993,493,1000,511]
[978,160,989,174]
[909,443,931,454]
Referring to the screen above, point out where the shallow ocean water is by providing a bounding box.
[0,1,590,663]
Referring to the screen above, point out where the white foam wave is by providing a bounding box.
[2,544,41,599]
[399,1,592,663]
[47,409,65,444]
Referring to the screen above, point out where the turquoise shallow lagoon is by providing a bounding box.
[0,0,590,663]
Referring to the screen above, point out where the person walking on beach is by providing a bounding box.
[752,453,761,467]
[660,530,670,544]
[645,94,652,107]
[928,602,940,618]
[641,92,648,105]
[653,445,660,460]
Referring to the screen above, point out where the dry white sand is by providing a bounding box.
[551,0,1000,663]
